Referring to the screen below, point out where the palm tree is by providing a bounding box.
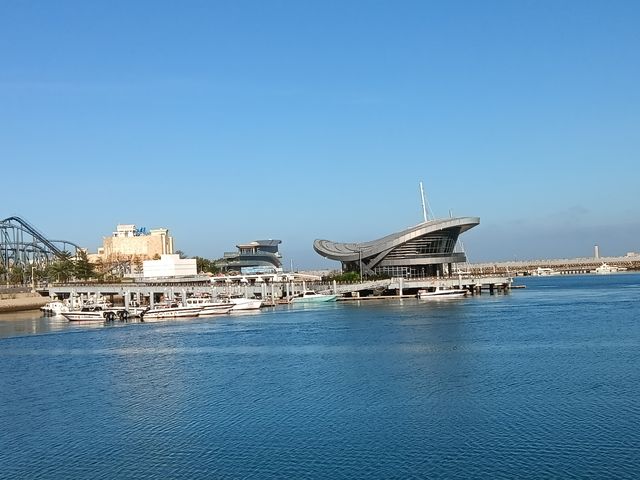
[47,251,74,283]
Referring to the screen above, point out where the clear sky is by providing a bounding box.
[2,1,639,268]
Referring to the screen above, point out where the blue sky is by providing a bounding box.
[2,1,639,268]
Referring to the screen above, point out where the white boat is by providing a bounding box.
[62,305,132,322]
[417,286,468,299]
[184,297,233,317]
[40,301,70,316]
[292,290,337,303]
[531,267,561,276]
[141,302,203,321]
[229,297,263,310]
[62,306,109,322]
[219,294,263,311]
[594,263,623,274]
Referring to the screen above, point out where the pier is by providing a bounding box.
[37,273,513,309]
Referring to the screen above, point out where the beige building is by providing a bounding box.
[98,224,174,263]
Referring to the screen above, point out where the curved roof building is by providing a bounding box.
[314,217,479,277]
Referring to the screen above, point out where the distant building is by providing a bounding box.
[100,224,174,262]
[314,217,479,278]
[219,240,283,274]
[143,254,197,278]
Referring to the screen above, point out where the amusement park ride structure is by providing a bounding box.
[0,216,81,282]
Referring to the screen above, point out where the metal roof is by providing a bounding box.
[313,217,480,262]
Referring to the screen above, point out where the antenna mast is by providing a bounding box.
[419,181,428,222]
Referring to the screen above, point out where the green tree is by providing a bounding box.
[47,251,74,283]
[8,265,25,285]
[74,250,95,280]
[194,256,222,274]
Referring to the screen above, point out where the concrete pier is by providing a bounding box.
[37,273,513,307]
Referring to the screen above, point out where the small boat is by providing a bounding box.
[40,301,70,316]
[594,263,624,274]
[417,286,468,299]
[229,297,263,311]
[141,302,203,321]
[531,267,560,276]
[291,290,337,303]
[184,297,233,317]
[62,306,109,322]
[219,294,263,311]
[199,304,234,317]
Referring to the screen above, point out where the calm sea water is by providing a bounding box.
[1,274,639,479]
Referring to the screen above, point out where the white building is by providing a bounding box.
[143,254,197,278]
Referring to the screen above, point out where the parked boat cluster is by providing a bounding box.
[41,289,339,323]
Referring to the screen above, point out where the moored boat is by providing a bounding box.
[594,263,624,274]
[141,302,203,321]
[531,267,560,276]
[62,306,109,322]
[219,294,263,311]
[40,301,70,316]
[292,290,337,303]
[417,286,468,299]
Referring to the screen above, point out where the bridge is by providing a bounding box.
[469,255,640,276]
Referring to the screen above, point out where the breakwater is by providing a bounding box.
[470,254,640,275]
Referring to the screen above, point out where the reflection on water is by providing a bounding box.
[0,310,74,337]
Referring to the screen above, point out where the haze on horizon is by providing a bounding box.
[2,1,639,269]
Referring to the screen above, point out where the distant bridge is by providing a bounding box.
[469,255,640,275]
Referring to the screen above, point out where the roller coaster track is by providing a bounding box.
[0,216,82,272]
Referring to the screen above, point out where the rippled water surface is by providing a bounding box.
[1,274,639,479]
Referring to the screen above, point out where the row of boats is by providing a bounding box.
[41,296,263,322]
[41,290,339,323]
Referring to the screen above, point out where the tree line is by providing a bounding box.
[1,251,224,285]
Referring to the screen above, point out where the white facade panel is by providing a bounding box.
[143,254,197,278]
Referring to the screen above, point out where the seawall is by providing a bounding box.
[0,290,48,313]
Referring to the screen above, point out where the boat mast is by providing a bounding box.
[419,181,428,223]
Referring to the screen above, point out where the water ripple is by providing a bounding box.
[1,274,640,478]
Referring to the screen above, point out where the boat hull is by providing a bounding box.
[141,306,203,320]
[198,305,233,317]
[292,295,337,303]
[229,298,263,310]
[62,311,106,322]
[417,289,468,299]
